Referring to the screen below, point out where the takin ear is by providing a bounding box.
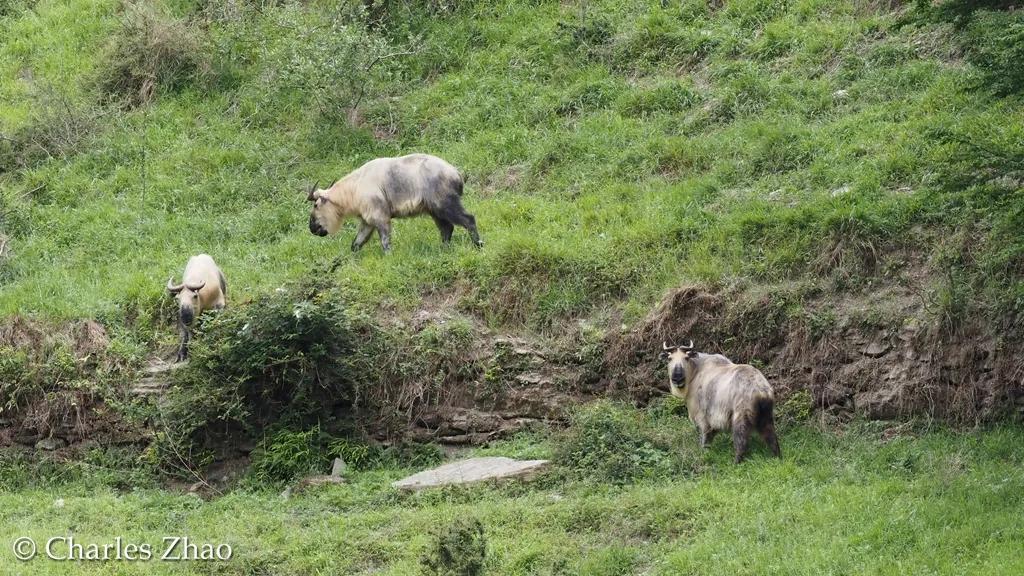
[686,350,698,358]
[659,351,670,360]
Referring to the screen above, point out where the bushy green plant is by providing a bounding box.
[248,427,327,485]
[0,84,100,173]
[555,400,695,484]
[325,436,443,472]
[420,516,487,576]
[0,347,33,413]
[159,279,358,468]
[0,445,155,491]
[778,389,814,426]
[98,1,212,106]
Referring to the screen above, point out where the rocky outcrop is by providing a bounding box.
[405,335,593,443]
[603,284,1023,424]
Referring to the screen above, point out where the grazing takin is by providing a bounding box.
[307,153,482,253]
[660,340,781,463]
[166,254,227,362]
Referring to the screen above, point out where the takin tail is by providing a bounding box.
[754,396,782,459]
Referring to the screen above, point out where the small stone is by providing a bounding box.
[35,437,66,451]
[830,184,852,197]
[54,499,65,508]
[862,340,892,358]
[330,457,347,478]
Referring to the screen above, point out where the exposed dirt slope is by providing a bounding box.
[604,283,1023,424]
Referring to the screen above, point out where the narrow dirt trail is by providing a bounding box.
[131,357,180,396]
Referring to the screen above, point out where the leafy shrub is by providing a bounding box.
[0,85,99,173]
[554,400,696,484]
[329,437,443,471]
[420,517,487,576]
[248,427,326,484]
[0,334,113,438]
[778,389,814,426]
[98,1,212,106]
[159,279,358,471]
[0,347,33,413]
[363,0,465,31]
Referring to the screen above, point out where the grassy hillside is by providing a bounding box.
[2,2,1024,574]
[1,0,1021,335]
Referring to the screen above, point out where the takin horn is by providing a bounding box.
[167,277,184,294]
[306,180,319,201]
[679,339,695,350]
[662,341,673,351]
[184,280,206,292]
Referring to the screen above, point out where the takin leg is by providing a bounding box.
[757,416,782,459]
[754,396,781,458]
[699,428,718,449]
[351,220,375,252]
[176,324,191,363]
[375,219,393,253]
[731,417,752,464]
[442,197,482,247]
[432,215,455,245]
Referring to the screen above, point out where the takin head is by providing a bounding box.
[659,340,696,393]
[306,181,340,237]
[167,277,206,325]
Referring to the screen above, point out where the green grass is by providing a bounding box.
[2,422,1023,574]
[1,0,1021,331]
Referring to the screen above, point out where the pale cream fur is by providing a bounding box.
[666,350,774,434]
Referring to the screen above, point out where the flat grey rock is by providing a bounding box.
[392,457,550,491]
[35,437,66,451]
